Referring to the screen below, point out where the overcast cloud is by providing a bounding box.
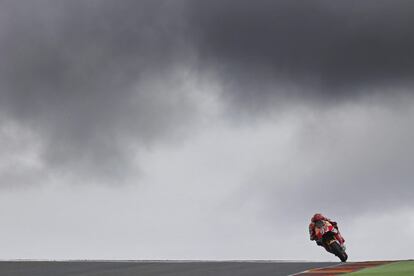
[0,0,413,261]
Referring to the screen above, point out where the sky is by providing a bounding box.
[0,0,413,261]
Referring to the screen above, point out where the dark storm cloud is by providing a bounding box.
[1,0,414,186]
[0,0,193,185]
[184,0,414,106]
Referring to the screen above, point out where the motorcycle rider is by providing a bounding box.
[309,213,345,251]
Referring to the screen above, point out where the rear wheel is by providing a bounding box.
[330,242,348,262]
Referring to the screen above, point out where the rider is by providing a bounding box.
[309,213,345,250]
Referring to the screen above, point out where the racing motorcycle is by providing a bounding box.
[314,220,348,262]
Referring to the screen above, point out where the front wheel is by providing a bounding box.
[330,242,348,262]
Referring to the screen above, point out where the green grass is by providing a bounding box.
[346,261,414,275]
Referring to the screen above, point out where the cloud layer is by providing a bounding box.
[1,0,414,185]
[0,0,200,184]
[185,1,414,105]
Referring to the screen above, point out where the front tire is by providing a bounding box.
[330,242,348,262]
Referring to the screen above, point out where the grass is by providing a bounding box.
[346,261,414,275]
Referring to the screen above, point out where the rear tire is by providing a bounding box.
[330,242,348,262]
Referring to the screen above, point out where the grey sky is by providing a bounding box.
[0,0,413,260]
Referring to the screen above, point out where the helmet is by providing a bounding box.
[311,213,325,222]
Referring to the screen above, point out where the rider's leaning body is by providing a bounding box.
[309,213,345,246]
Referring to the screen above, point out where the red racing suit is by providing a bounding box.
[309,215,345,244]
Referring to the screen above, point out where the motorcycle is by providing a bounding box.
[314,220,348,262]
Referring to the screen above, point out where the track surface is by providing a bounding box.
[0,261,336,276]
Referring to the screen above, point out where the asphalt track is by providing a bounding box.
[0,261,336,276]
